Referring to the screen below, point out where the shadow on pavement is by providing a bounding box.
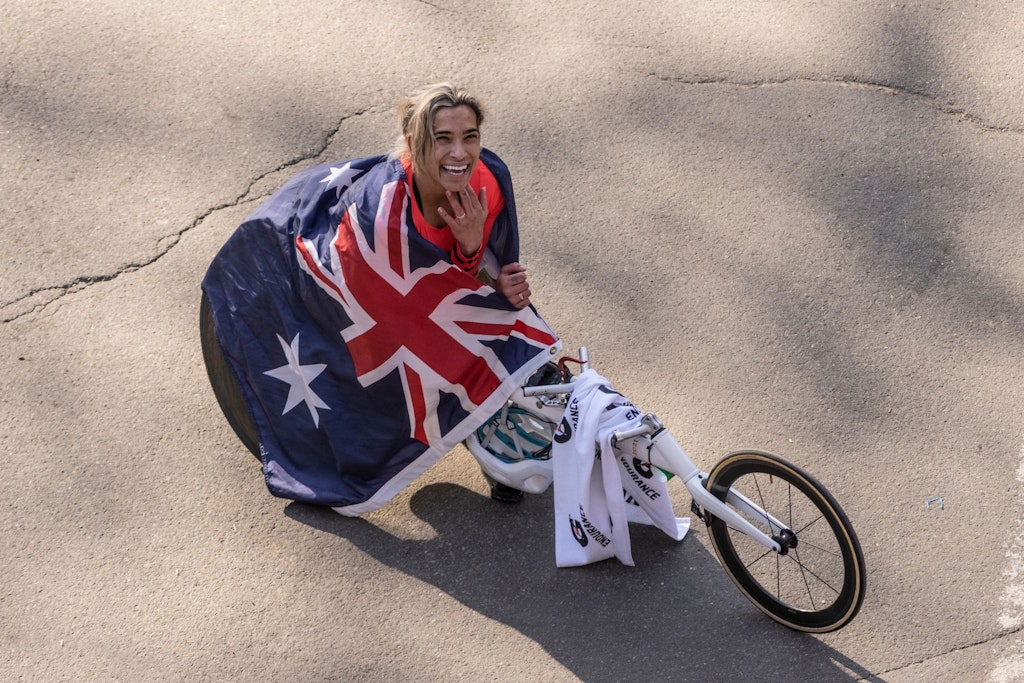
[286,483,883,683]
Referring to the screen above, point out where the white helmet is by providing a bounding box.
[464,363,569,494]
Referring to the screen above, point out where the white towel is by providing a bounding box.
[553,369,688,567]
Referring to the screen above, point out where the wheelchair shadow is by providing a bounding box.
[286,483,881,682]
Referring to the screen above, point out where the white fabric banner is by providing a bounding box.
[553,369,688,567]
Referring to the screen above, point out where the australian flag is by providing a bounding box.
[202,150,560,515]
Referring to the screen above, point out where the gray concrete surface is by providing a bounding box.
[4,1,1024,681]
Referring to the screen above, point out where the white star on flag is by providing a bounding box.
[319,161,358,197]
[263,333,330,427]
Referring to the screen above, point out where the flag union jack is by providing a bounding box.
[202,151,559,513]
[297,171,557,446]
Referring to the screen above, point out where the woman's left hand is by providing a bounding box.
[438,186,487,258]
[496,262,531,309]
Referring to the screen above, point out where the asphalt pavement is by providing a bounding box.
[4,1,1024,681]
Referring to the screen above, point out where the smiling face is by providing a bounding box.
[409,104,481,202]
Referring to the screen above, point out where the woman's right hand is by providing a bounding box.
[496,262,531,309]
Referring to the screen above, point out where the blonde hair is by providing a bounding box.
[395,83,486,163]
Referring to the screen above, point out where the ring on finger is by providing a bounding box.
[456,213,466,220]
[518,293,524,302]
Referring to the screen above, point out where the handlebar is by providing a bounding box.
[611,413,664,445]
[521,381,577,398]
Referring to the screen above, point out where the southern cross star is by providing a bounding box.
[263,333,330,427]
[319,162,356,197]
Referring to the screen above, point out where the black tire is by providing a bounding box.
[199,291,261,459]
[704,450,865,632]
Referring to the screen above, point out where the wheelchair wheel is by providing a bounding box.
[199,291,261,459]
[704,450,865,632]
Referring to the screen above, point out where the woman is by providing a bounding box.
[395,83,538,503]
[201,83,559,514]
[396,83,531,308]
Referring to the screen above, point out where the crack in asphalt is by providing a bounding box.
[650,72,1022,134]
[860,625,1024,681]
[410,0,447,12]
[2,74,1018,323]
[0,106,382,324]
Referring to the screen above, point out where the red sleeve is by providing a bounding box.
[451,240,483,272]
